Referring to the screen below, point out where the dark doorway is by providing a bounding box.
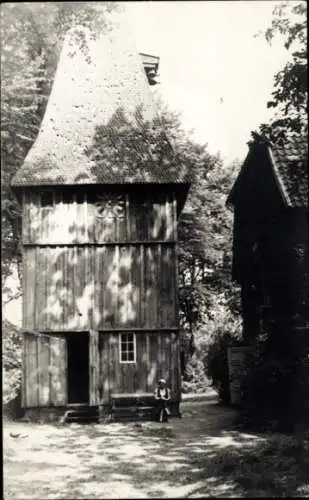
[67,334,89,404]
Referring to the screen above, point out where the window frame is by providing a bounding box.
[119,332,136,364]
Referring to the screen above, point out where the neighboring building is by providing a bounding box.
[227,132,308,353]
[11,13,189,421]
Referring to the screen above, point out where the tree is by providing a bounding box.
[1,2,118,292]
[257,1,307,142]
[249,1,308,444]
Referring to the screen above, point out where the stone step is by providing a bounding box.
[66,415,99,424]
[61,405,100,424]
[111,406,154,422]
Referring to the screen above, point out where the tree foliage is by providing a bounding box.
[1,2,118,288]
[258,1,307,142]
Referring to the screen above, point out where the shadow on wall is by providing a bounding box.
[23,230,177,331]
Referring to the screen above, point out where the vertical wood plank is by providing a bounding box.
[145,245,157,328]
[100,334,109,403]
[148,193,155,240]
[161,245,176,327]
[157,244,162,327]
[50,335,67,405]
[22,191,27,244]
[172,190,177,241]
[108,333,117,396]
[35,248,45,330]
[21,333,25,407]
[66,246,74,329]
[102,246,114,328]
[165,195,173,241]
[84,192,89,243]
[141,198,149,240]
[48,191,55,243]
[140,246,145,327]
[129,194,137,240]
[113,246,119,328]
[125,192,130,241]
[25,333,38,407]
[71,193,77,243]
[175,332,181,400]
[38,336,50,406]
[76,246,85,329]
[44,246,51,330]
[117,193,126,242]
[159,194,167,240]
[93,246,100,329]
[171,332,176,399]
[145,333,150,392]
[89,245,95,329]
[22,250,27,329]
[53,247,63,331]
[72,245,77,329]
[62,246,68,330]
[117,246,132,327]
[148,333,158,391]
[89,330,100,405]
[130,246,140,328]
[31,192,41,244]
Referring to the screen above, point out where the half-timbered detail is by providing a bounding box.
[12,11,189,421]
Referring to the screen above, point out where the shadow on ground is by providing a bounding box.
[4,400,309,499]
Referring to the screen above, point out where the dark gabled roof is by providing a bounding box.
[11,12,187,188]
[227,133,308,208]
[269,134,308,207]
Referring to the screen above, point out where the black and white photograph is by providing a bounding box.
[2,1,308,498]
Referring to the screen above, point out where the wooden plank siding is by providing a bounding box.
[99,331,181,404]
[23,332,67,407]
[22,189,177,245]
[23,243,177,331]
[21,187,182,406]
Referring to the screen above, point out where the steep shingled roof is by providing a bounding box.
[269,134,308,207]
[227,133,308,208]
[12,12,187,188]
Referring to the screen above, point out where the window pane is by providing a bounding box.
[120,333,135,362]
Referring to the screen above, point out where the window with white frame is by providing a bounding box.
[119,332,136,363]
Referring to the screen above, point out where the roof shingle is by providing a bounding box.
[269,133,308,207]
[11,12,187,188]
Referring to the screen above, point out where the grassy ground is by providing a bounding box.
[3,397,309,499]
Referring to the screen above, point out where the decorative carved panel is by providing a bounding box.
[95,193,125,219]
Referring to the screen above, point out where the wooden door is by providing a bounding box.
[89,330,100,405]
[22,331,67,407]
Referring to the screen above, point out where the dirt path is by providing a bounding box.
[4,399,309,498]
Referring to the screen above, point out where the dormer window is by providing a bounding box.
[140,53,160,86]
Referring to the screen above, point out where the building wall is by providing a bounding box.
[100,331,181,403]
[21,186,182,406]
[22,187,178,332]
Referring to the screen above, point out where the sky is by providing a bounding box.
[3,0,293,327]
[125,0,291,163]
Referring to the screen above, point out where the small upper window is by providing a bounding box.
[40,191,53,208]
[119,332,136,363]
